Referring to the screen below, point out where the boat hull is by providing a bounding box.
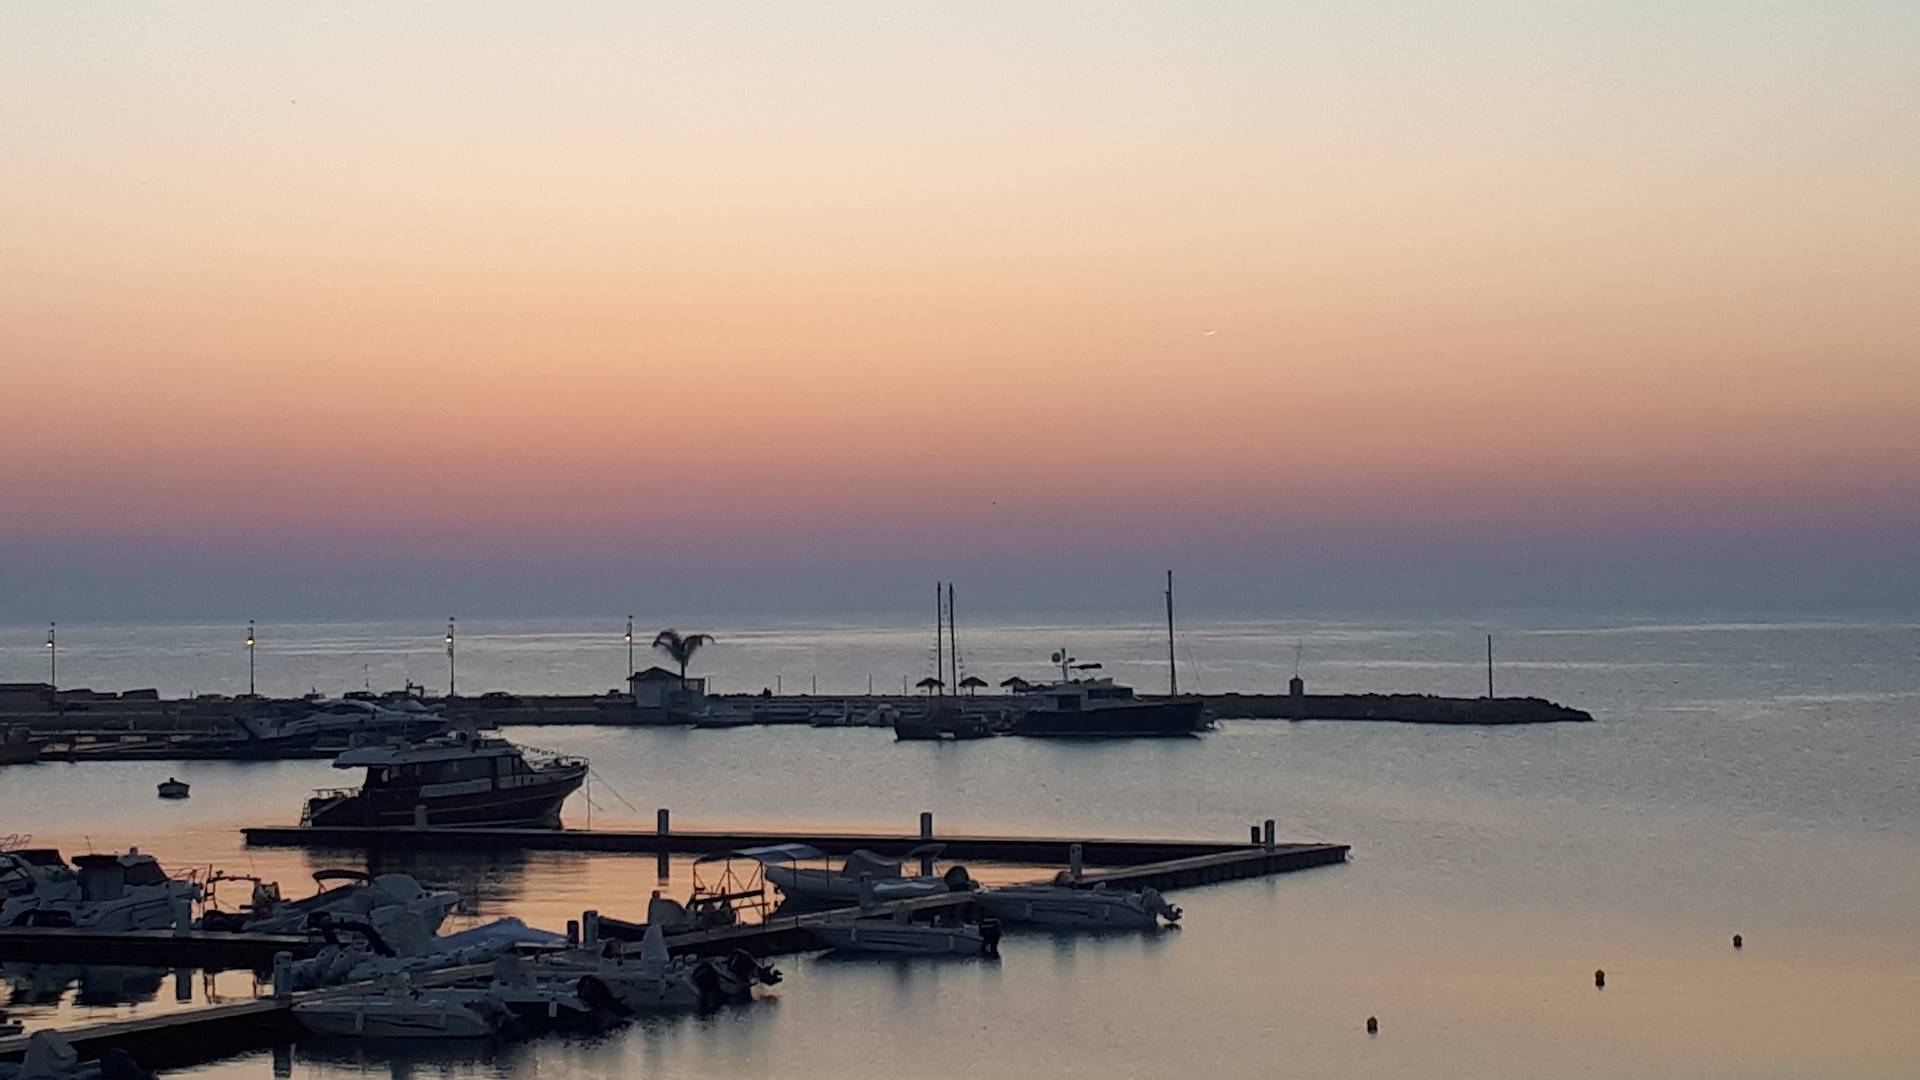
[978,890,1166,929]
[0,741,47,766]
[808,923,989,955]
[294,999,500,1038]
[306,766,586,828]
[1011,698,1207,738]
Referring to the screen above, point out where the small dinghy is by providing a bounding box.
[808,909,1000,956]
[292,974,511,1038]
[978,882,1182,929]
[156,779,190,800]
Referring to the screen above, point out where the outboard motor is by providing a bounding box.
[942,865,975,892]
[574,974,632,1018]
[690,960,726,1010]
[979,918,1002,956]
[726,948,782,987]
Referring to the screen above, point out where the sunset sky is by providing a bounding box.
[3,3,1916,618]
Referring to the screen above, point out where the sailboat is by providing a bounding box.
[894,583,997,741]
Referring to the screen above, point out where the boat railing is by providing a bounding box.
[518,745,588,771]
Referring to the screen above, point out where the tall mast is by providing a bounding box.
[1486,634,1494,698]
[1166,570,1178,696]
[948,582,958,692]
[934,582,944,699]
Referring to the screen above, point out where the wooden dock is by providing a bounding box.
[242,823,1260,865]
[2,830,1347,1068]
[0,927,311,968]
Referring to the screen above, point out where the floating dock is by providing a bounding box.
[0,927,311,967]
[3,827,1347,1068]
[241,823,1273,865]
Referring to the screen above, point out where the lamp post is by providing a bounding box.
[446,617,456,698]
[246,621,256,697]
[625,615,634,681]
[46,623,56,694]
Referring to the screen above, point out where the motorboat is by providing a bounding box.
[978,882,1183,929]
[755,845,974,911]
[0,848,197,931]
[155,778,190,800]
[557,925,780,1013]
[1009,671,1207,737]
[282,910,564,991]
[808,909,1000,956]
[200,869,460,935]
[235,697,447,755]
[292,974,512,1038]
[302,730,586,828]
[893,709,995,741]
[0,728,46,767]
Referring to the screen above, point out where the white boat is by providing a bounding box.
[284,913,563,991]
[977,883,1182,929]
[757,845,972,910]
[554,926,781,1013]
[156,778,190,800]
[202,870,460,936]
[808,910,1000,956]
[0,848,197,931]
[236,697,446,755]
[292,975,511,1039]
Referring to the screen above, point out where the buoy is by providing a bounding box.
[1594,969,1606,988]
[1732,933,1743,949]
[1366,1016,1378,1034]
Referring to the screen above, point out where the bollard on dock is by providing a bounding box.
[1249,825,1260,844]
[582,910,600,947]
[1069,843,1084,881]
[272,951,293,1000]
[1263,819,1276,852]
[657,808,670,836]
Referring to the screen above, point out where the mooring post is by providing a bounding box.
[582,909,600,946]
[919,811,935,875]
[412,804,428,828]
[566,919,580,945]
[1264,819,1276,851]
[1250,824,1261,844]
[657,808,670,835]
[272,951,293,1000]
[173,968,191,1003]
[1069,843,1084,881]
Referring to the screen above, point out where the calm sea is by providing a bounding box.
[1,613,1916,1078]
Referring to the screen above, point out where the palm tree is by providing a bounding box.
[652,628,714,688]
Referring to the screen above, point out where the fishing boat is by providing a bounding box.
[156,778,190,800]
[809,909,1001,956]
[301,730,586,828]
[978,882,1183,929]
[1011,573,1211,737]
[756,845,973,911]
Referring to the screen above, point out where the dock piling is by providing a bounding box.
[1263,820,1276,851]
[1069,843,1083,881]
[657,808,670,836]
[1250,825,1260,844]
[919,811,935,875]
[582,910,600,947]
[271,951,292,1000]
[566,920,579,945]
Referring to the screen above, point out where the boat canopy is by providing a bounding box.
[716,844,825,865]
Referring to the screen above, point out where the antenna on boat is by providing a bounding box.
[1294,640,1303,679]
[1166,570,1178,696]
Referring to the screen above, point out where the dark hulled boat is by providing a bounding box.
[303,731,586,828]
[1010,678,1208,737]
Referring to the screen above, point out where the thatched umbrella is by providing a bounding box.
[999,676,1032,692]
[914,676,944,697]
[959,675,988,697]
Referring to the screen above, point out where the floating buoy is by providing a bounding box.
[1366,1016,1378,1035]
[1594,969,1606,988]
[1732,933,1743,949]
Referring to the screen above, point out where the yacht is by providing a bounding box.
[1010,672,1207,737]
[0,848,197,931]
[978,881,1183,929]
[302,731,586,828]
[236,697,447,756]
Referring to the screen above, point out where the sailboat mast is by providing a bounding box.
[948,582,958,693]
[1166,569,1178,696]
[935,582,944,699]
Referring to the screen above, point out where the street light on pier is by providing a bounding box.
[246,621,257,697]
[625,615,635,681]
[46,623,56,693]
[446,617,457,698]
